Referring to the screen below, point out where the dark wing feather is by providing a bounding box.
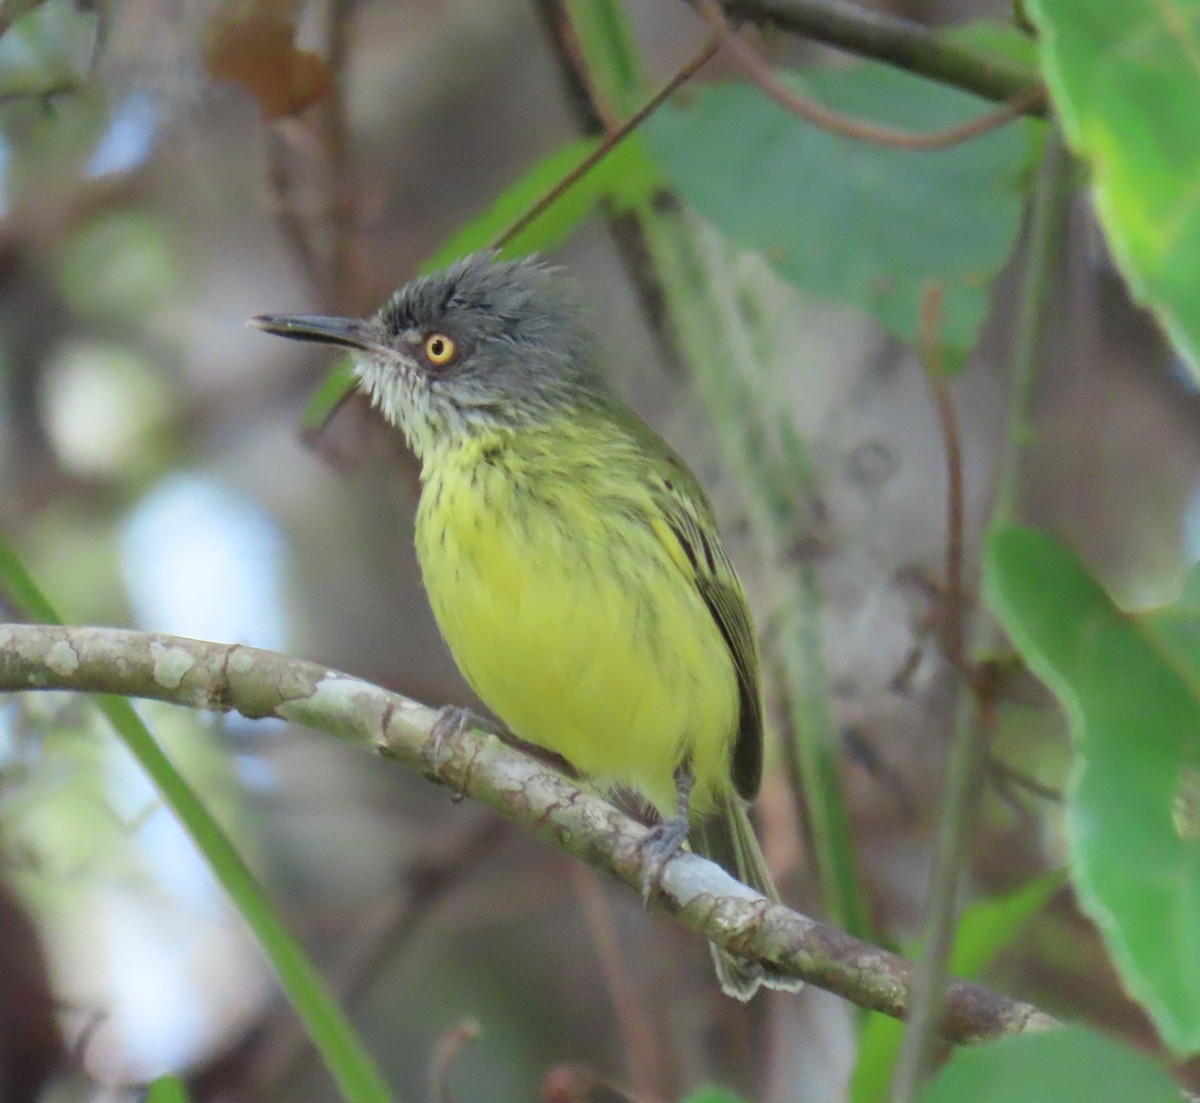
[656,488,763,800]
[603,399,764,800]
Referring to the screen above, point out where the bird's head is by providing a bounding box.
[250,253,605,459]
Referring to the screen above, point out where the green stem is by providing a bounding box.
[0,536,393,1103]
[888,130,1072,1103]
[724,0,1043,110]
[564,0,645,115]
[990,132,1071,534]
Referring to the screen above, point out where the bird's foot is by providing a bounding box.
[430,705,503,752]
[429,706,498,796]
[639,814,690,903]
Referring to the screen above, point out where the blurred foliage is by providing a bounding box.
[919,1026,1181,1102]
[938,21,1039,77]
[986,527,1200,1053]
[60,210,181,320]
[681,1090,749,1103]
[145,1075,193,1103]
[1026,1,1200,380]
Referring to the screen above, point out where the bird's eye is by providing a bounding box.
[423,333,457,366]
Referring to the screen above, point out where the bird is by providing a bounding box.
[250,252,801,998]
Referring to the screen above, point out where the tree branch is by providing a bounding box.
[694,0,1043,150]
[721,0,1045,113]
[0,623,1057,1044]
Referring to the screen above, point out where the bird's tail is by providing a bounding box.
[691,794,805,1000]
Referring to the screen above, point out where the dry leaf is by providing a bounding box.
[203,3,332,119]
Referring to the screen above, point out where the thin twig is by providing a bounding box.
[989,132,1071,530]
[542,1064,637,1103]
[889,132,1074,1103]
[429,1019,481,1103]
[569,865,671,1103]
[531,0,620,132]
[264,128,323,292]
[987,757,1064,805]
[0,78,79,108]
[492,38,719,251]
[724,0,1044,111]
[890,284,982,1103]
[0,623,1058,1043]
[320,0,357,310]
[920,286,966,674]
[890,687,999,1103]
[693,0,1043,151]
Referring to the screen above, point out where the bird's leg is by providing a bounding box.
[428,706,503,797]
[430,705,481,756]
[429,708,584,788]
[639,764,695,902]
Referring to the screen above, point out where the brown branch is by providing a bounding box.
[0,623,1059,1044]
[531,0,618,133]
[890,288,987,1102]
[261,0,358,310]
[429,1019,480,1103]
[987,758,1063,806]
[263,128,323,292]
[570,865,671,1103]
[722,0,1044,112]
[919,285,966,675]
[693,0,1043,151]
[319,0,357,311]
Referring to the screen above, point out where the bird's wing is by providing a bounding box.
[647,461,764,802]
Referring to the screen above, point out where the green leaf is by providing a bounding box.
[680,1090,747,1103]
[302,135,661,428]
[0,536,58,623]
[949,870,1065,978]
[562,0,645,116]
[425,134,660,270]
[1140,560,1200,678]
[61,211,180,320]
[144,1076,191,1103]
[920,1026,1179,1103]
[850,872,1062,1103]
[645,63,1029,363]
[985,526,1200,1053]
[299,357,357,436]
[1024,1,1200,380]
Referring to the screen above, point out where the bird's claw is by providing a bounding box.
[638,815,690,903]
[429,706,498,794]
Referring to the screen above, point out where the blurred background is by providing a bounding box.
[1,1,1198,1101]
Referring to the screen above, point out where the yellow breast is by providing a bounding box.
[413,428,739,816]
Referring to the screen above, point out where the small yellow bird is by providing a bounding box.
[252,254,799,998]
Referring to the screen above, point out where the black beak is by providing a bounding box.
[248,313,381,352]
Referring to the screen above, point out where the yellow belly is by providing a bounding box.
[414,444,739,816]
